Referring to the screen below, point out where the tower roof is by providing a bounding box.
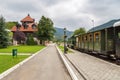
[21,14,34,22]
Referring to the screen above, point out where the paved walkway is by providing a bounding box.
[1,45,71,80]
[0,53,31,55]
[66,50,120,80]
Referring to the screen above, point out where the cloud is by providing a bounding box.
[2,0,41,13]
[39,0,69,6]
[82,0,120,26]
[0,0,120,31]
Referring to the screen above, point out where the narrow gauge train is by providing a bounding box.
[69,20,120,63]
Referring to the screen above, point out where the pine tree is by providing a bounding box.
[0,16,9,48]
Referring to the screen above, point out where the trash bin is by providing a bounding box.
[12,49,17,57]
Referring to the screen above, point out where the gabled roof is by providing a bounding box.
[88,19,120,32]
[21,14,34,22]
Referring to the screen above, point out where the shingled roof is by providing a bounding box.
[88,19,120,32]
[11,23,38,32]
[21,14,34,22]
[11,14,37,32]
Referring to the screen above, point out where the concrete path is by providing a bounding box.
[0,53,31,55]
[66,49,120,80]
[0,45,71,80]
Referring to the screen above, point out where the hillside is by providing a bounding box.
[54,27,73,41]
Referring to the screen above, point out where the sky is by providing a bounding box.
[0,0,120,31]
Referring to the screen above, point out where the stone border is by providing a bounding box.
[56,45,79,80]
[0,47,47,79]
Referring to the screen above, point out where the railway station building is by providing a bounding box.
[11,14,39,45]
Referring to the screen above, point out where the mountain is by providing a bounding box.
[54,27,73,41]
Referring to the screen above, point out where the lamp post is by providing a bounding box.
[64,28,67,54]
[92,20,94,29]
[92,20,94,51]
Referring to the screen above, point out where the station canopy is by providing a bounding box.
[88,19,120,32]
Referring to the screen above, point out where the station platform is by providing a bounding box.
[66,49,120,80]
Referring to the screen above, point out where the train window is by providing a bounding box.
[82,36,84,41]
[95,33,99,41]
[84,36,86,40]
[76,37,79,42]
[90,35,92,41]
[118,33,120,39]
[85,36,87,40]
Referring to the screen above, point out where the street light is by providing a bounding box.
[64,28,67,54]
[92,20,94,29]
[92,19,94,51]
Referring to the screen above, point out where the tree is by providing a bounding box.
[0,16,9,48]
[13,30,26,44]
[37,16,56,45]
[73,27,86,36]
[5,21,17,29]
[26,34,37,45]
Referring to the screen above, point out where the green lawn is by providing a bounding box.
[0,45,45,53]
[0,45,45,74]
[0,55,29,73]
[58,46,73,53]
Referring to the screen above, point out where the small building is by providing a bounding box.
[11,14,39,45]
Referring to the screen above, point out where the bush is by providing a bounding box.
[26,34,37,45]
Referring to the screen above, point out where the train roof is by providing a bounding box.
[88,19,120,32]
[113,21,120,27]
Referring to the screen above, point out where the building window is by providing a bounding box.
[32,24,36,29]
[23,23,28,29]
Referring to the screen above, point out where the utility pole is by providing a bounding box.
[64,28,67,54]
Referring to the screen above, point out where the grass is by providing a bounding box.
[0,55,29,73]
[58,46,73,53]
[0,45,45,53]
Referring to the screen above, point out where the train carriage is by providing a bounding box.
[69,20,120,64]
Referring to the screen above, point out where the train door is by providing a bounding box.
[94,32,101,53]
[88,33,93,51]
[101,29,105,54]
[84,35,88,50]
[78,36,81,49]
[76,36,79,49]
[115,27,120,59]
[81,35,84,50]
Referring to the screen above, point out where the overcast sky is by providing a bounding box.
[0,0,120,31]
